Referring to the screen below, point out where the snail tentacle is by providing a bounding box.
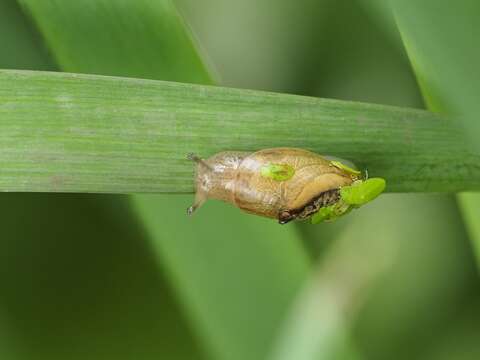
[187,153,213,171]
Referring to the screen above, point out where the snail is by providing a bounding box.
[187,148,386,224]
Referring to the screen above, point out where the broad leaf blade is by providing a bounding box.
[0,69,478,193]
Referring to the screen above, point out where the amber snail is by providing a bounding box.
[187,148,386,224]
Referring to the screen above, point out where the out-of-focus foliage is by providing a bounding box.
[0,194,205,360]
[390,0,480,266]
[18,0,212,84]
[1,0,479,360]
[0,0,54,70]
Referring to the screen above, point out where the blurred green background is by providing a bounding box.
[1,0,479,359]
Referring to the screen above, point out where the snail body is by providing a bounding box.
[187,148,362,224]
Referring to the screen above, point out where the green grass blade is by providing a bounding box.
[0,69,478,193]
[358,0,404,52]
[16,1,311,360]
[270,227,393,360]
[18,0,212,84]
[390,0,480,264]
[0,0,54,71]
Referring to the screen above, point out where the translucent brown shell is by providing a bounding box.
[187,148,359,224]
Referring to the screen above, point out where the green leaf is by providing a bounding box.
[18,0,212,84]
[390,0,480,265]
[0,0,54,71]
[0,69,478,193]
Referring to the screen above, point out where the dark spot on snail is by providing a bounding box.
[280,189,341,223]
[278,210,296,224]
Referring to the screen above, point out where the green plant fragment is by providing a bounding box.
[261,163,295,181]
[311,200,353,224]
[330,160,361,176]
[311,205,337,224]
[340,178,386,206]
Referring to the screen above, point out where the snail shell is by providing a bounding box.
[187,148,359,224]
